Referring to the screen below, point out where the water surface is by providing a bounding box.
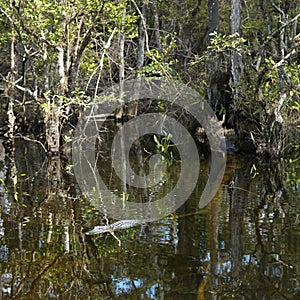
[0,138,299,299]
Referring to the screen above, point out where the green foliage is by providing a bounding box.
[208,31,247,54]
[0,0,299,156]
[103,1,138,37]
[63,135,72,143]
[153,131,174,164]
[140,34,178,77]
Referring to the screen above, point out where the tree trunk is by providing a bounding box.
[57,46,66,95]
[208,0,219,37]
[115,4,126,121]
[42,45,50,93]
[44,102,60,154]
[127,2,147,119]
[136,3,146,71]
[68,17,93,92]
[230,0,243,113]
[151,0,162,53]
[207,0,220,112]
[7,1,16,144]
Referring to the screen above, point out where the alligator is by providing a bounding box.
[85,219,154,235]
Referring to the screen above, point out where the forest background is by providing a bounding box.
[0,0,299,158]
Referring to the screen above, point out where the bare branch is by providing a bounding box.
[271,48,297,70]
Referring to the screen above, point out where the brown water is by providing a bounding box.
[0,137,299,299]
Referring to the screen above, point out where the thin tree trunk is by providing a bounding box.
[230,0,243,112]
[43,45,65,154]
[7,0,18,211]
[7,0,16,144]
[115,4,126,121]
[230,0,242,36]
[68,18,92,91]
[207,0,220,112]
[44,102,60,154]
[208,0,219,37]
[152,0,161,53]
[136,3,146,71]
[127,2,147,119]
[268,2,288,156]
[57,46,66,95]
[42,45,50,92]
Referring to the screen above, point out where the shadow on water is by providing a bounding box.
[0,135,299,299]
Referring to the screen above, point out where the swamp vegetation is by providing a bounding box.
[0,0,299,299]
[0,0,299,156]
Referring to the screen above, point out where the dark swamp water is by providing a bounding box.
[0,131,299,300]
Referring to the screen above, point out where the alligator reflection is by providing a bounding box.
[0,139,299,299]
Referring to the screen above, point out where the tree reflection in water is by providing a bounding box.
[0,140,299,299]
